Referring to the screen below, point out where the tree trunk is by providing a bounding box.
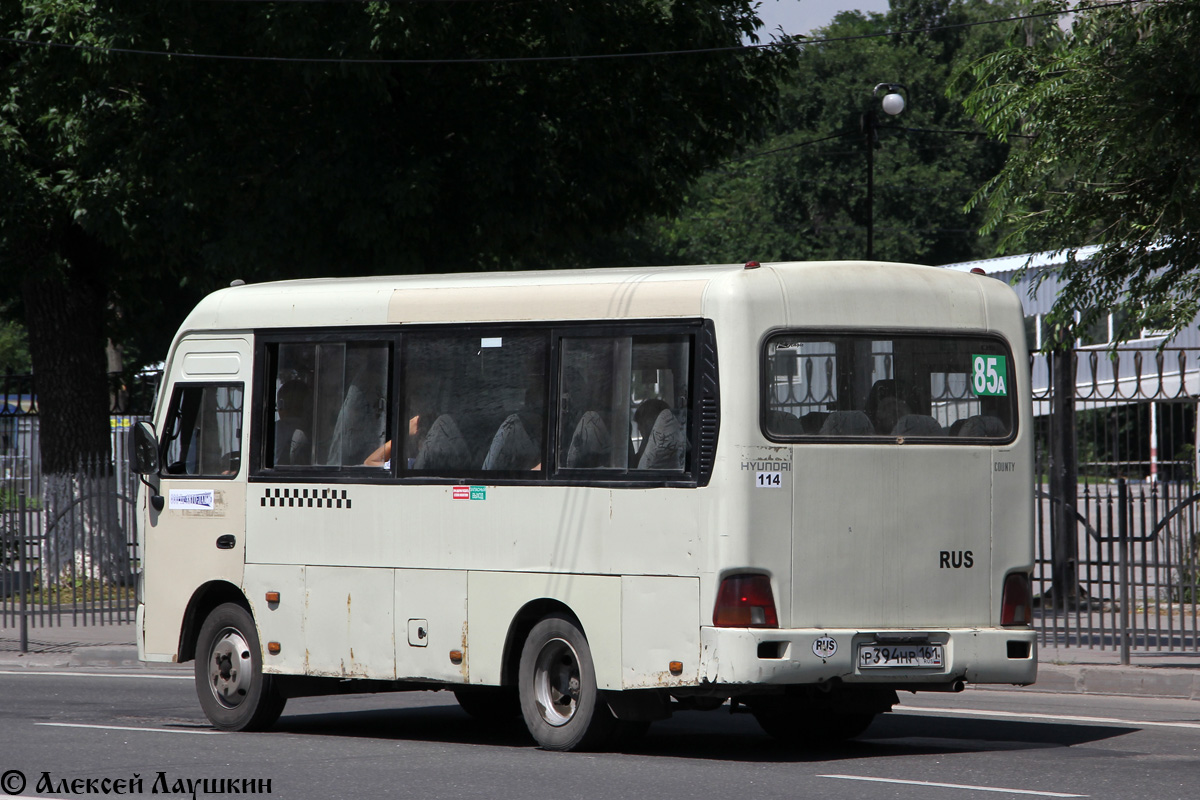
[1048,347,1083,609]
[22,228,128,585]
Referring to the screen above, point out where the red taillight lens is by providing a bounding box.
[713,574,778,628]
[1001,573,1032,626]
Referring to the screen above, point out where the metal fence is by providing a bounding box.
[0,369,157,640]
[0,422,144,639]
[1033,347,1200,660]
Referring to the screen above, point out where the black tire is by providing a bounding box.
[453,686,521,722]
[193,602,286,732]
[753,709,875,745]
[518,613,615,751]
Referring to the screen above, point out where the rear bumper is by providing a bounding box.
[699,626,1037,688]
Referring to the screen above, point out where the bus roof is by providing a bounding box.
[176,260,1018,333]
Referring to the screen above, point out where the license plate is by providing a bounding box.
[858,643,944,669]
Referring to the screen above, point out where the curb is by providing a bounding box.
[0,646,183,671]
[68,646,143,668]
[1033,663,1200,701]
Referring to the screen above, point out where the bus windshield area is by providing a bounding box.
[764,332,1016,441]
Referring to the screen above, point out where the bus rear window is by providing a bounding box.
[763,333,1016,441]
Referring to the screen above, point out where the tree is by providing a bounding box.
[0,1,792,582]
[960,0,1200,344]
[626,0,1054,267]
[0,312,30,375]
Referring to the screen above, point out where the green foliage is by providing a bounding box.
[0,2,792,467]
[624,0,1051,267]
[4,1,789,278]
[0,490,39,513]
[960,0,1200,344]
[0,315,30,374]
[0,0,791,321]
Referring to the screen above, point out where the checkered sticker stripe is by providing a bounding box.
[261,487,352,509]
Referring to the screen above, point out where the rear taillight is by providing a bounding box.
[1001,573,1032,626]
[713,574,778,628]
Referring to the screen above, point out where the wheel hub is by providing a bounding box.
[208,628,253,709]
[533,637,582,727]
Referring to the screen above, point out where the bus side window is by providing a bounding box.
[269,341,390,469]
[558,334,691,474]
[403,332,546,474]
[162,384,243,477]
[558,337,628,471]
[629,336,690,473]
[324,343,390,467]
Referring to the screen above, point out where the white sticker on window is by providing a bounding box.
[480,337,503,348]
[169,489,215,510]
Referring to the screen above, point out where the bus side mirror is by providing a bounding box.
[130,422,161,475]
[130,422,166,512]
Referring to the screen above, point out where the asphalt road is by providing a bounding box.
[0,669,1197,799]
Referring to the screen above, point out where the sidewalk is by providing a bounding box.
[2,623,1198,699]
[0,620,167,670]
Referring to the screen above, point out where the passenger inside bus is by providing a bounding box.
[363,439,391,468]
[363,411,430,468]
[274,380,312,466]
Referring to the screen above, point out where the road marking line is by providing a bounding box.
[896,705,1200,731]
[0,670,190,680]
[36,723,223,735]
[820,774,1086,797]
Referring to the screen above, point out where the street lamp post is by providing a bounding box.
[864,83,907,261]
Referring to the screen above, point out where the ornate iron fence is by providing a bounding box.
[0,370,159,640]
[1033,347,1200,660]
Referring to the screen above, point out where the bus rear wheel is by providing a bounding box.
[194,602,286,732]
[518,613,615,751]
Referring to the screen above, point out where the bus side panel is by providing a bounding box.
[620,575,700,688]
[394,568,468,683]
[466,572,621,689]
[304,566,396,680]
[244,564,306,675]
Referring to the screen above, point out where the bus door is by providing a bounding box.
[142,338,251,659]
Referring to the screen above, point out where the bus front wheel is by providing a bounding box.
[194,603,286,732]
[517,613,614,751]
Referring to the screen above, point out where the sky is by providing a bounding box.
[753,0,892,38]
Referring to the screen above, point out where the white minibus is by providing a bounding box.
[131,260,1036,750]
